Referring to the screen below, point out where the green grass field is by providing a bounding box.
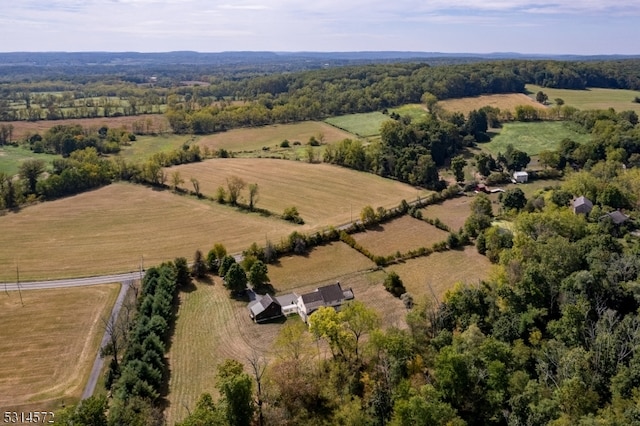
[482,121,591,155]
[117,134,196,162]
[526,84,640,112]
[325,112,390,137]
[388,104,429,121]
[0,145,58,176]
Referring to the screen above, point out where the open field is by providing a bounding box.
[6,114,169,140]
[388,104,429,121]
[387,246,493,301]
[438,93,544,116]
[166,267,405,424]
[267,242,375,292]
[421,196,476,232]
[117,134,196,162]
[168,158,432,229]
[481,121,591,155]
[0,283,120,412]
[197,121,355,153]
[325,112,390,137]
[0,182,299,281]
[0,145,59,176]
[526,84,640,112]
[352,216,449,257]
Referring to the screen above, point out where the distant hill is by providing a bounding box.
[1,51,638,67]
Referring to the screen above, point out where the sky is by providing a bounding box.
[0,0,639,55]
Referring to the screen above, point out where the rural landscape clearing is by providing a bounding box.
[1,49,640,425]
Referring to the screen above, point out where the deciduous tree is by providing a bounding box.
[18,158,46,194]
[224,263,247,294]
[227,176,246,205]
[216,359,254,426]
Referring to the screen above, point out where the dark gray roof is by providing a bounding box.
[603,211,629,225]
[259,294,280,308]
[318,283,344,302]
[301,291,324,304]
[249,294,280,316]
[573,196,593,208]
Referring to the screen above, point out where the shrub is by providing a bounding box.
[384,272,406,297]
[282,206,304,224]
[280,139,290,148]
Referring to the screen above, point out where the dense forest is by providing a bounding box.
[1,56,640,125]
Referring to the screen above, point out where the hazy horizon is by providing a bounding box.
[1,1,639,55]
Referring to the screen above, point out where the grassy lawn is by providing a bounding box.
[388,104,429,121]
[387,246,493,301]
[169,158,432,229]
[0,182,299,281]
[197,121,355,153]
[438,93,544,116]
[267,242,375,292]
[0,145,59,176]
[325,112,391,137]
[165,280,284,425]
[165,265,405,424]
[353,216,450,257]
[0,283,120,412]
[526,84,640,112]
[481,121,591,155]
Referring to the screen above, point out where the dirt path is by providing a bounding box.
[81,280,132,400]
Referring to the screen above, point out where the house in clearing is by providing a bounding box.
[573,196,593,215]
[296,282,354,323]
[513,171,529,183]
[600,210,629,225]
[248,282,355,323]
[248,294,283,323]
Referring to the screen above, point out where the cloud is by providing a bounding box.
[0,0,638,53]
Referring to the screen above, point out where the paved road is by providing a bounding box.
[1,271,143,291]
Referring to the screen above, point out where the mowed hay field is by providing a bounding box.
[7,114,169,140]
[422,196,477,232]
[0,182,298,281]
[438,93,545,116]
[387,246,493,301]
[169,159,431,228]
[526,84,640,112]
[0,283,120,411]
[352,216,449,257]
[267,242,375,292]
[197,121,355,152]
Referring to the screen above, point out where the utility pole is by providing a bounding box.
[16,265,23,307]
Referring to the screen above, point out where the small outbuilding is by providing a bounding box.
[248,294,283,323]
[573,196,593,215]
[600,211,629,225]
[513,171,529,183]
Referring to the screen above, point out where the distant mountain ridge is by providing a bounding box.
[0,51,638,67]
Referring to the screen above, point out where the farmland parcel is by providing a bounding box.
[0,284,119,412]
